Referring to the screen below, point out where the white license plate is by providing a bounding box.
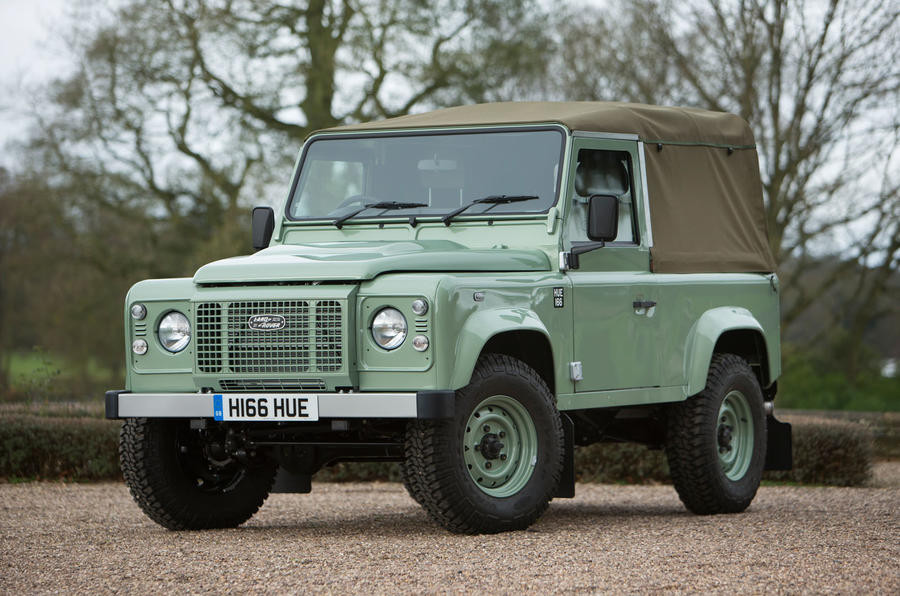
[213,394,319,422]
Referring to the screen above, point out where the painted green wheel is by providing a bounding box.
[717,390,754,481]
[462,395,539,497]
[666,353,767,515]
[403,354,564,534]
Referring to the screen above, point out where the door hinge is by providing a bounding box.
[569,361,583,382]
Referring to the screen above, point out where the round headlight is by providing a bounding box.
[411,299,428,316]
[158,311,191,353]
[371,307,407,350]
[130,304,147,320]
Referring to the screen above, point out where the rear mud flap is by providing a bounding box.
[764,415,793,471]
[271,466,312,494]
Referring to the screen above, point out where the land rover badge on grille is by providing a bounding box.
[247,314,287,331]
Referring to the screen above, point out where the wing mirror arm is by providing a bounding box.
[562,194,619,271]
[565,242,605,270]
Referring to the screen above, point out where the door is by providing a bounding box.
[565,138,661,392]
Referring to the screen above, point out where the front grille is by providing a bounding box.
[196,300,344,374]
[219,378,327,392]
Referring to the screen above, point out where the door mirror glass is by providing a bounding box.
[587,195,618,242]
[252,206,275,251]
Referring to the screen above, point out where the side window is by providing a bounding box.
[566,149,636,244]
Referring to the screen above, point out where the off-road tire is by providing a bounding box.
[120,418,277,530]
[404,354,564,534]
[666,353,767,514]
[400,454,428,507]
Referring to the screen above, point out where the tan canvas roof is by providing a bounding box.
[325,102,775,274]
[326,101,756,147]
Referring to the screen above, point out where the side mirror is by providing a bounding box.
[587,194,618,242]
[252,206,275,252]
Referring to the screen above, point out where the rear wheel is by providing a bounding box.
[666,353,767,514]
[405,354,564,534]
[120,418,277,530]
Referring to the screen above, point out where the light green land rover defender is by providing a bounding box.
[107,102,792,534]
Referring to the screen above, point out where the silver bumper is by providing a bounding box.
[105,390,454,420]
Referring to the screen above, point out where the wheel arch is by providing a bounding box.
[683,307,775,397]
[448,309,554,392]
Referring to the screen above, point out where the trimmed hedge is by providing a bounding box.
[0,415,874,486]
[766,417,873,486]
[0,416,122,481]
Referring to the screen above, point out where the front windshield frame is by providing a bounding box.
[283,125,568,224]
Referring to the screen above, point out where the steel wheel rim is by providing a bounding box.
[717,390,754,481]
[462,394,538,497]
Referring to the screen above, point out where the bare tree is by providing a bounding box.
[32,0,551,228]
[553,0,900,372]
[1,0,554,383]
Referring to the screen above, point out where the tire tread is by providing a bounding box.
[120,418,275,530]
[666,353,765,514]
[404,354,563,534]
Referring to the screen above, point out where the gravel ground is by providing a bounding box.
[1,482,897,594]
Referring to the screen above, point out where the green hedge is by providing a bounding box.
[766,417,873,486]
[0,416,122,481]
[0,415,874,486]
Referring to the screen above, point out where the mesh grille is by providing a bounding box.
[315,300,342,372]
[219,378,326,392]
[196,300,343,374]
[228,300,310,373]
[196,303,223,372]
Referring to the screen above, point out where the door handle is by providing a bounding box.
[633,300,657,309]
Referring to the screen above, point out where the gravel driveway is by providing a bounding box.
[1,482,897,594]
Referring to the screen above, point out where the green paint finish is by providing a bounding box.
[118,122,781,416]
[557,386,685,411]
[193,240,550,284]
[463,394,538,497]
[682,303,774,396]
[718,390,754,480]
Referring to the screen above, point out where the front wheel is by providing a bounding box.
[404,354,564,534]
[120,418,277,530]
[666,353,767,514]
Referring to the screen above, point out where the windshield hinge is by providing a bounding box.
[546,206,559,234]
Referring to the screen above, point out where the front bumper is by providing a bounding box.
[105,389,454,420]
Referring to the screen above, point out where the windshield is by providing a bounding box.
[287,128,565,222]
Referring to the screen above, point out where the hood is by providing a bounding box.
[193,240,551,284]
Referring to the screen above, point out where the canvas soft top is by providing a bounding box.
[322,102,776,274]
[327,101,754,147]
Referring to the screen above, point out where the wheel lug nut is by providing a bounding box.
[483,425,490,432]
[485,462,492,469]
[499,431,505,438]
[474,444,481,451]
[500,454,507,461]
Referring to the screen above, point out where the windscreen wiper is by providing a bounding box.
[333,201,428,229]
[441,195,539,226]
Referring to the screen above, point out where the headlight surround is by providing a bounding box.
[158,311,191,353]
[371,307,407,350]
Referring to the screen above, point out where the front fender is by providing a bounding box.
[448,308,551,390]
[683,307,764,397]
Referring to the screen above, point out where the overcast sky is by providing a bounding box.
[0,0,69,151]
